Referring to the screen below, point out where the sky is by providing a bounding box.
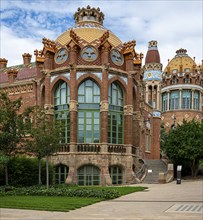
[0,0,202,69]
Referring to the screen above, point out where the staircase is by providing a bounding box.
[142,159,167,184]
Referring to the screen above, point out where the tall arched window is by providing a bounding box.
[54,81,70,143]
[109,166,123,185]
[78,79,100,143]
[108,82,124,144]
[78,165,100,186]
[182,90,192,109]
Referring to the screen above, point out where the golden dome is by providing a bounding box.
[164,49,196,73]
[56,6,122,47]
[56,26,122,47]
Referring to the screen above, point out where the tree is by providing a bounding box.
[0,92,30,185]
[162,119,203,177]
[26,106,60,188]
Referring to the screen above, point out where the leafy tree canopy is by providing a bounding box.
[162,119,203,176]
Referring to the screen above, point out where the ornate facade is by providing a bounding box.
[143,43,203,132]
[0,6,162,185]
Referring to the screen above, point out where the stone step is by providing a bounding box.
[142,159,167,184]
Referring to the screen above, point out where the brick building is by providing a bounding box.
[1,6,163,185]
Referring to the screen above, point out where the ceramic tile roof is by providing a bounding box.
[0,62,37,84]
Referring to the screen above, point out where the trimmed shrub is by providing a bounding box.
[0,157,53,186]
[0,185,120,200]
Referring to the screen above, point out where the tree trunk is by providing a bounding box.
[38,158,42,185]
[46,155,49,189]
[5,163,8,185]
[191,159,199,177]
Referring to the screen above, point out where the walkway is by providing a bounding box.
[0,180,202,220]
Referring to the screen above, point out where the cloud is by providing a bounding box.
[0,0,202,68]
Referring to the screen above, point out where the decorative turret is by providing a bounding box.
[145,40,161,65]
[74,5,104,25]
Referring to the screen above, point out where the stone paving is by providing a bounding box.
[0,179,202,220]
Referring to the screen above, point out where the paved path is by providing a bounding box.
[0,180,203,220]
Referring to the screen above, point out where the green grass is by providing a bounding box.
[0,186,146,212]
[0,196,101,212]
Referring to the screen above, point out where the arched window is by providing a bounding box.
[108,82,124,144]
[78,165,100,186]
[54,81,70,143]
[172,76,178,85]
[109,166,123,185]
[55,164,69,184]
[182,90,192,109]
[170,91,179,110]
[194,91,200,110]
[78,79,100,143]
[162,92,168,112]
[184,75,191,84]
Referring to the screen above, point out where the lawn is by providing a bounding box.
[0,196,101,212]
[0,186,146,212]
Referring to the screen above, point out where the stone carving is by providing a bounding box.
[124,105,133,115]
[100,101,108,112]
[69,100,78,112]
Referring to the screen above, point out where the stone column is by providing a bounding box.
[69,45,78,149]
[124,72,133,145]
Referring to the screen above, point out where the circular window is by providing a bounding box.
[110,49,124,66]
[81,46,98,62]
[55,48,68,64]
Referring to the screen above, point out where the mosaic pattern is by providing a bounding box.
[144,70,162,81]
[50,73,70,83]
[77,72,102,80]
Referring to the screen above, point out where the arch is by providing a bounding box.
[54,164,69,184]
[109,165,123,185]
[77,164,100,186]
[108,76,127,101]
[77,73,102,90]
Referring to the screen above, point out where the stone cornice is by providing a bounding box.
[161,84,203,93]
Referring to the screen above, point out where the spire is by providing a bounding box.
[145,40,160,64]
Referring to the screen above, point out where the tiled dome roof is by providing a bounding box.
[164,49,196,73]
[56,6,122,47]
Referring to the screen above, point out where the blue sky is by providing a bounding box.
[0,0,202,68]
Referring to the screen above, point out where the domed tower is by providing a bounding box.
[161,49,203,130]
[142,41,162,160]
[143,41,162,110]
[33,6,144,186]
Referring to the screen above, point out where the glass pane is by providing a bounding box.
[86,87,93,102]
[78,83,84,94]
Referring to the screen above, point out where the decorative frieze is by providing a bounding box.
[1,84,33,95]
